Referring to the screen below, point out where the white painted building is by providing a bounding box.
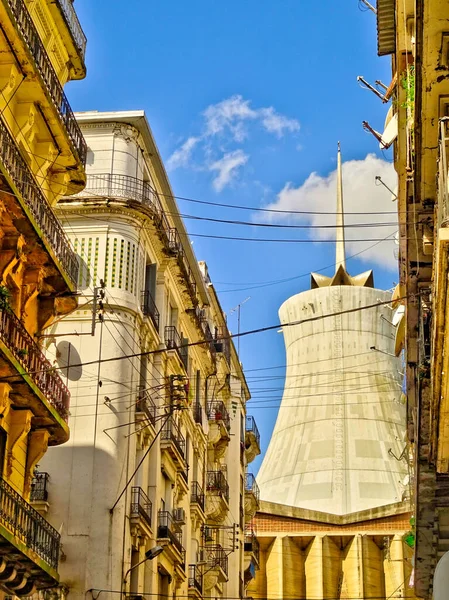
[36,111,261,600]
[257,145,408,515]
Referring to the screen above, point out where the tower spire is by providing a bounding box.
[336,141,346,272]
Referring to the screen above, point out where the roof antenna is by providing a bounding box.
[359,0,377,14]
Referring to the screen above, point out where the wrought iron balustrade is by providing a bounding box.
[190,481,205,512]
[55,0,87,59]
[214,327,231,365]
[188,564,203,593]
[5,0,87,164]
[0,308,70,421]
[130,487,152,528]
[245,473,260,503]
[0,117,79,286]
[207,401,231,432]
[206,471,229,502]
[165,326,188,370]
[0,476,60,569]
[161,417,186,459]
[157,510,183,554]
[202,545,228,576]
[193,402,203,425]
[82,173,158,210]
[244,530,260,563]
[136,391,156,425]
[30,471,49,502]
[245,416,260,448]
[141,291,160,331]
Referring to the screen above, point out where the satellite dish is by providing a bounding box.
[394,308,406,356]
[56,341,82,381]
[380,112,398,149]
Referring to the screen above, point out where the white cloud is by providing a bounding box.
[259,107,300,137]
[167,136,200,170]
[168,95,299,191]
[262,154,398,270]
[210,150,249,192]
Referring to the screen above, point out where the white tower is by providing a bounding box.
[257,144,407,515]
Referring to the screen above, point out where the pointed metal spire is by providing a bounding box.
[335,141,346,272]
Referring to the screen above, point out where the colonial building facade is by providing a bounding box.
[0,0,86,595]
[38,111,261,600]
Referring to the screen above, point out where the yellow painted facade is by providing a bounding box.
[0,0,86,595]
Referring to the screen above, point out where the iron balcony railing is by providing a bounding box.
[202,545,228,576]
[190,481,205,512]
[0,476,60,570]
[157,510,183,555]
[244,530,260,564]
[207,401,231,432]
[245,473,260,504]
[214,327,231,365]
[0,117,79,286]
[206,471,229,503]
[0,308,70,421]
[141,291,160,331]
[188,564,202,594]
[136,391,156,426]
[5,0,87,165]
[245,416,261,448]
[193,402,203,426]
[187,306,216,356]
[130,487,152,529]
[165,326,188,370]
[82,173,198,305]
[30,471,49,502]
[161,417,186,459]
[55,0,87,59]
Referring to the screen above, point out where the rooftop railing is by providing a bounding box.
[0,308,70,421]
[6,0,87,165]
[0,476,60,570]
[130,487,152,529]
[206,471,229,503]
[55,0,87,59]
[141,290,160,331]
[0,117,79,286]
[165,326,188,370]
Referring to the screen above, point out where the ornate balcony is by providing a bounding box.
[130,487,152,535]
[0,308,70,435]
[165,326,188,371]
[191,481,205,513]
[188,564,203,597]
[4,0,87,166]
[157,511,186,573]
[214,327,231,365]
[0,116,79,287]
[160,417,186,468]
[136,391,156,426]
[0,476,60,593]
[205,471,229,523]
[201,545,228,591]
[244,474,260,523]
[141,291,160,331]
[245,416,261,464]
[30,471,49,502]
[207,401,231,459]
[53,0,87,60]
[244,529,260,583]
[186,306,216,358]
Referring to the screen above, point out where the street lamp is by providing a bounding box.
[123,545,164,594]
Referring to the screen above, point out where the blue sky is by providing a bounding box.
[69,0,398,474]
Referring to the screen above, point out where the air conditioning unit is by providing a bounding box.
[173,508,186,524]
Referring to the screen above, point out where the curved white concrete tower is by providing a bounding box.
[257,145,407,515]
